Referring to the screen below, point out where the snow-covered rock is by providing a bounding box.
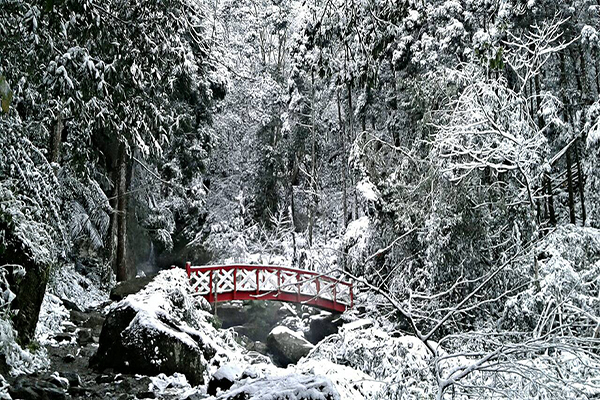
[207,364,243,396]
[300,324,436,399]
[305,312,342,344]
[91,268,225,385]
[267,326,314,366]
[215,374,339,400]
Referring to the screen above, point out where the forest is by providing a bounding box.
[1,0,600,399]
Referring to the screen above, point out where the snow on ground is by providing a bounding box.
[149,372,197,397]
[299,321,436,399]
[295,358,383,399]
[0,318,49,376]
[35,263,110,345]
[50,263,109,309]
[213,374,340,400]
[35,292,70,344]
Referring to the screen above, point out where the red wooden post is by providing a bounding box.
[296,273,301,302]
[333,280,337,305]
[256,269,260,294]
[209,270,213,302]
[195,272,199,292]
[185,262,191,278]
[350,284,354,308]
[277,269,281,295]
[233,267,237,297]
[316,278,321,299]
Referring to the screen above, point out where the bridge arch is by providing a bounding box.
[185,263,353,313]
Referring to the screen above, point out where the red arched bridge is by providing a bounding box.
[185,263,354,313]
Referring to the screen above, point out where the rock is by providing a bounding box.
[110,274,157,301]
[245,341,268,354]
[220,301,300,343]
[68,387,90,396]
[61,372,81,387]
[96,374,115,384]
[70,309,90,326]
[8,386,41,400]
[305,312,343,344]
[63,354,76,363]
[63,323,77,333]
[60,298,84,312]
[91,270,217,386]
[218,375,338,400]
[83,311,105,334]
[8,376,67,400]
[48,374,69,389]
[77,328,94,345]
[266,326,314,367]
[53,333,73,343]
[207,364,242,396]
[136,391,156,399]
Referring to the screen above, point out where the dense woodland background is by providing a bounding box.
[1,0,600,398]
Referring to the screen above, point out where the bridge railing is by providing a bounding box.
[185,263,353,311]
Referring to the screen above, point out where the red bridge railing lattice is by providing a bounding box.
[185,263,353,313]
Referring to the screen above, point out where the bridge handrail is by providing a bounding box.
[185,262,354,311]
[186,263,352,286]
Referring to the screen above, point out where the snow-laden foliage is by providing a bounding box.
[48,263,110,309]
[0,318,49,376]
[503,225,600,337]
[0,265,48,376]
[0,119,67,266]
[34,293,70,345]
[302,322,435,399]
[35,263,110,344]
[343,217,373,275]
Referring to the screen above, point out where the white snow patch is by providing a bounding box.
[296,359,383,400]
[213,364,243,381]
[49,263,109,309]
[35,293,70,344]
[149,372,191,393]
[217,374,340,400]
[356,178,380,203]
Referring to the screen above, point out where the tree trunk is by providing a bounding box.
[574,139,586,226]
[545,174,557,227]
[565,148,576,224]
[1,224,50,345]
[50,113,63,164]
[347,80,358,220]
[577,46,589,104]
[336,90,348,228]
[391,58,400,147]
[595,56,600,96]
[308,70,317,247]
[107,169,119,274]
[116,142,129,281]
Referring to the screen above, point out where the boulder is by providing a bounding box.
[266,326,314,367]
[218,375,338,400]
[91,269,217,386]
[110,274,157,301]
[8,374,68,400]
[305,312,343,344]
[207,364,242,396]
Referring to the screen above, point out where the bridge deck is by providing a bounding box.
[185,263,353,313]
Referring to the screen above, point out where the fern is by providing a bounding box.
[69,200,108,250]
